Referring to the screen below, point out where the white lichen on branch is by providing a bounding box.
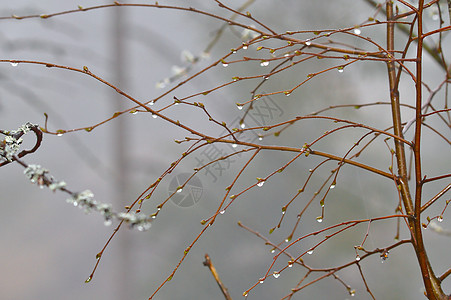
[1,122,151,232]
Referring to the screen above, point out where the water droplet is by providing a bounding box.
[263,75,269,80]
[242,45,248,50]
[355,255,361,261]
[305,40,311,46]
[380,250,389,262]
[288,261,293,267]
[330,183,336,189]
[149,100,155,106]
[285,238,290,242]
[272,271,280,278]
[176,187,183,193]
[10,61,18,67]
[243,291,248,297]
[284,91,291,96]
[222,62,229,67]
[257,180,265,187]
[438,216,443,222]
[236,104,243,110]
[270,249,275,253]
[152,114,158,119]
[232,144,237,148]
[240,123,246,129]
[338,68,344,73]
[349,289,356,297]
[258,136,263,141]
[354,28,361,35]
[259,278,265,284]
[260,61,270,67]
[220,210,225,214]
[104,219,112,226]
[57,133,63,137]
[130,109,138,114]
[85,276,92,283]
[316,216,323,223]
[307,249,314,255]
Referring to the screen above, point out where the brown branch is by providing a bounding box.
[203,254,232,300]
[356,263,376,300]
[0,123,43,167]
[421,183,451,212]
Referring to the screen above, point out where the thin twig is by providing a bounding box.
[203,254,233,300]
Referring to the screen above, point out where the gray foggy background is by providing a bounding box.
[0,1,449,300]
